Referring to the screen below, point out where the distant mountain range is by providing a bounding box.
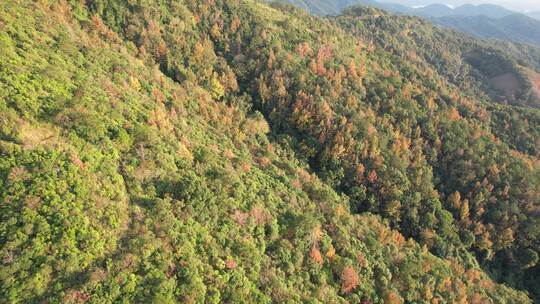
[412,3,516,18]
[435,13,540,46]
[282,0,540,46]
[363,0,539,12]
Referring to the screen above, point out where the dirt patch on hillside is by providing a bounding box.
[489,72,520,97]
[526,69,540,95]
[524,68,540,107]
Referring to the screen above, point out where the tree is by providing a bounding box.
[310,245,323,265]
[459,199,470,220]
[341,265,359,294]
[447,191,461,210]
[517,248,539,269]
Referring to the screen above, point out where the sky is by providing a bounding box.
[389,0,540,12]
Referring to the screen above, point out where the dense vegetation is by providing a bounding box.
[1,0,540,303]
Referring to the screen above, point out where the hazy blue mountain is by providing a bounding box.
[373,1,412,13]
[380,0,538,12]
[433,13,540,46]
[450,4,515,17]
[415,4,454,17]
[280,0,339,15]
[527,11,540,20]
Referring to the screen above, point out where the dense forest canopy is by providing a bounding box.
[1,0,540,303]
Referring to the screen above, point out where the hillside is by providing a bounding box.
[1,0,540,303]
[282,0,540,109]
[347,7,540,108]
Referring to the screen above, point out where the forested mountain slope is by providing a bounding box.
[334,6,540,155]
[1,0,539,303]
[282,1,540,109]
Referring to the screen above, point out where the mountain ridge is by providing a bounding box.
[283,0,540,47]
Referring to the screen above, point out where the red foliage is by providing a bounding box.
[225,259,237,269]
[367,170,378,183]
[63,290,91,304]
[310,245,323,265]
[341,265,360,294]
